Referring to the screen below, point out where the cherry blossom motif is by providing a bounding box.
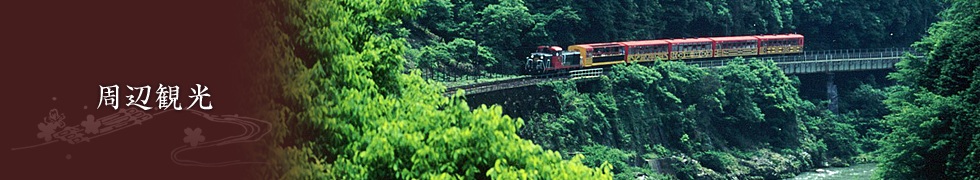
[80,115,101,134]
[183,128,205,147]
[37,109,66,141]
[37,123,58,141]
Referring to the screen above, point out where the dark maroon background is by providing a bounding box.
[3,0,264,179]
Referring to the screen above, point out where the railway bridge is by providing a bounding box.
[686,47,919,74]
[445,47,922,108]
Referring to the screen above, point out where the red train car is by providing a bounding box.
[666,38,715,60]
[709,36,760,58]
[525,34,804,73]
[622,40,669,63]
[756,34,804,55]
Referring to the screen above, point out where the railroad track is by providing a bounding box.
[443,68,604,96]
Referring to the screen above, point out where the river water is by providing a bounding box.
[786,163,877,180]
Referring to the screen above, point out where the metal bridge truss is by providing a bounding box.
[686,47,922,74]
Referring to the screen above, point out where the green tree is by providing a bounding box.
[522,59,834,178]
[418,38,498,76]
[877,0,980,179]
[253,0,615,179]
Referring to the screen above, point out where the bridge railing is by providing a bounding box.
[569,68,603,78]
[686,47,920,67]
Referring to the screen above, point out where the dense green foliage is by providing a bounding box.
[530,60,811,153]
[580,145,666,180]
[407,0,943,76]
[235,0,976,178]
[876,0,980,179]
[838,82,891,160]
[792,71,894,163]
[250,0,616,179]
[516,59,884,179]
[416,38,498,76]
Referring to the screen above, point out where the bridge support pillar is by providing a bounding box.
[827,72,839,113]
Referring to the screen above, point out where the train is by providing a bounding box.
[525,34,804,73]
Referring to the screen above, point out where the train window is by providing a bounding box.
[770,39,800,46]
[595,46,625,56]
